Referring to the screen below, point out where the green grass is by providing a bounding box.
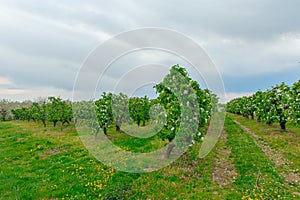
[228,113,300,177]
[225,116,299,199]
[1,118,299,199]
[107,129,167,153]
[0,121,114,199]
[123,142,217,199]
[225,116,297,199]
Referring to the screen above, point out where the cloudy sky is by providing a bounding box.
[0,0,299,102]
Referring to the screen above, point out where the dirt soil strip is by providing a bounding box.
[233,120,300,184]
[212,130,238,186]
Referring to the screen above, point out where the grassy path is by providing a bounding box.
[211,130,238,199]
[227,113,300,175]
[225,116,295,199]
[234,119,300,184]
[229,113,300,194]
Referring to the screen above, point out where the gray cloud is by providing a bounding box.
[132,0,300,39]
[0,0,299,101]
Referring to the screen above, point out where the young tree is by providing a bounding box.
[73,100,95,125]
[0,99,9,121]
[289,80,300,124]
[48,97,73,131]
[268,83,290,130]
[111,93,131,132]
[11,109,20,120]
[48,97,60,127]
[154,65,202,158]
[253,90,264,122]
[11,107,32,121]
[95,92,113,135]
[129,96,150,127]
[30,101,47,127]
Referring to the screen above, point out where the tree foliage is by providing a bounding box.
[95,92,113,135]
[129,96,150,127]
[227,80,300,130]
[30,100,47,127]
[154,65,214,157]
[0,99,10,121]
[48,97,73,131]
[12,97,73,131]
[112,93,131,131]
[8,65,216,147]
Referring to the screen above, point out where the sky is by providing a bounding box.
[0,0,300,103]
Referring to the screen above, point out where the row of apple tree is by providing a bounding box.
[11,65,217,152]
[74,65,217,155]
[10,94,151,132]
[227,80,300,130]
[11,97,73,131]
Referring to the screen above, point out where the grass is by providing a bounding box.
[124,142,217,199]
[228,113,300,178]
[0,121,114,199]
[1,117,300,199]
[225,116,295,199]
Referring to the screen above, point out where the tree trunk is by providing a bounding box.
[251,113,254,120]
[95,126,101,137]
[103,127,107,135]
[257,116,261,122]
[54,121,57,127]
[1,110,7,121]
[42,120,46,128]
[137,120,140,126]
[116,124,121,132]
[142,120,146,126]
[280,121,286,131]
[60,121,63,132]
[166,139,175,158]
